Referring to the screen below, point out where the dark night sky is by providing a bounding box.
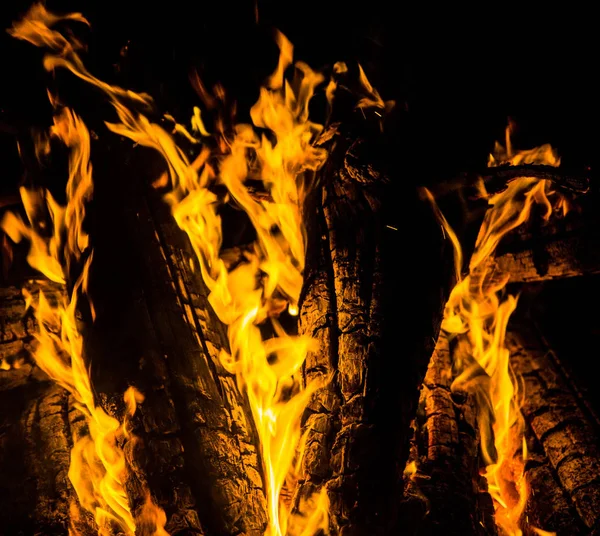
[0,0,598,191]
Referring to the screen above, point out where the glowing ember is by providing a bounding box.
[438,122,566,535]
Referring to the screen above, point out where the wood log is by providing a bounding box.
[400,331,497,536]
[81,141,268,535]
[495,196,600,283]
[427,166,597,286]
[429,165,591,200]
[0,134,267,534]
[507,323,600,534]
[0,284,97,535]
[396,314,600,536]
[295,126,458,535]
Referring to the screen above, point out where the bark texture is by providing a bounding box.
[495,196,600,283]
[83,143,268,536]
[295,128,457,535]
[400,331,496,536]
[0,285,96,536]
[0,136,269,535]
[508,324,600,534]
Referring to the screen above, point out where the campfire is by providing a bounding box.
[0,3,598,536]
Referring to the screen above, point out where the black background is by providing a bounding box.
[1,0,598,189]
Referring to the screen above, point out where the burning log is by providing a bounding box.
[436,165,590,198]
[400,331,497,536]
[0,283,97,535]
[479,165,589,195]
[79,143,269,535]
[430,163,596,285]
[3,5,600,536]
[399,317,600,536]
[295,125,457,534]
[494,195,600,283]
[507,324,600,534]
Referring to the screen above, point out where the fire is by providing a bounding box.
[167,34,332,535]
[8,4,332,534]
[440,122,565,535]
[150,33,331,536]
[1,102,165,533]
[104,33,330,534]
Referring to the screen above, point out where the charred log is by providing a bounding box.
[0,284,96,535]
[81,143,268,535]
[495,196,600,283]
[400,332,496,536]
[430,166,591,200]
[295,126,457,535]
[508,324,600,534]
[428,166,595,284]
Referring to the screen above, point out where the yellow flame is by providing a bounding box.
[403,460,418,479]
[9,4,152,109]
[10,6,392,534]
[1,105,135,533]
[1,86,166,534]
[101,30,329,536]
[10,5,329,533]
[440,125,565,535]
[100,29,331,536]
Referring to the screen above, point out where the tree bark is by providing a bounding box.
[508,323,600,534]
[0,284,97,536]
[495,196,600,283]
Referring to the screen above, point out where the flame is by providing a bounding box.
[9,5,399,534]
[2,96,166,533]
[101,29,332,536]
[100,29,329,536]
[10,5,329,533]
[439,124,565,535]
[531,528,556,536]
[162,34,330,536]
[175,35,333,535]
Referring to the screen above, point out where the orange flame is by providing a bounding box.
[95,29,329,536]
[9,6,396,534]
[439,124,565,535]
[102,29,332,536]
[170,35,333,536]
[1,97,166,533]
[10,5,329,533]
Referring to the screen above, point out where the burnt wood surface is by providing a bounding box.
[494,194,600,284]
[1,134,599,536]
[397,316,600,536]
[400,331,496,536]
[0,284,97,536]
[0,135,269,534]
[294,127,457,535]
[432,166,591,199]
[508,323,600,535]
[429,167,596,286]
[82,141,268,536]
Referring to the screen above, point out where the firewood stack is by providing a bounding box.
[0,7,599,532]
[1,117,600,536]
